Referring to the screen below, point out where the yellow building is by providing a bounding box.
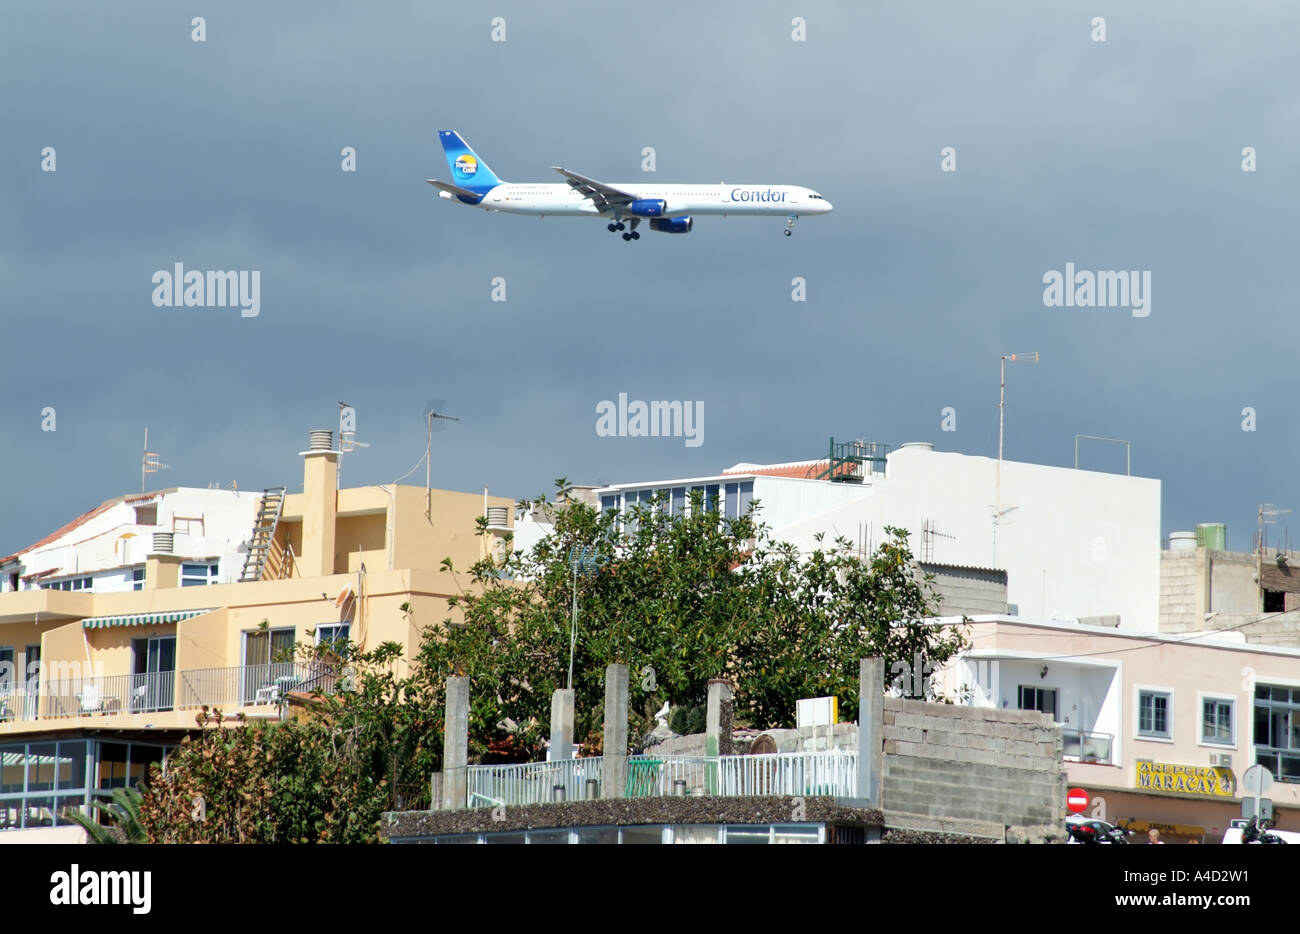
[0,430,514,834]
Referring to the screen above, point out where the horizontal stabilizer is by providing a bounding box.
[426,178,482,198]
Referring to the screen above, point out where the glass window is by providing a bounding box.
[316,624,350,647]
[132,567,145,591]
[0,648,12,691]
[738,481,754,516]
[1018,686,1057,719]
[0,746,25,794]
[575,826,618,845]
[1138,691,1171,738]
[600,495,616,513]
[27,743,57,793]
[1202,698,1234,745]
[673,824,721,844]
[484,832,526,844]
[705,485,720,513]
[773,824,821,845]
[671,488,686,517]
[56,742,86,791]
[526,830,571,844]
[725,483,739,519]
[620,825,666,844]
[724,825,771,844]
[181,563,218,587]
[98,742,129,790]
[24,797,54,828]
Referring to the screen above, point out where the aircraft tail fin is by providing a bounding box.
[438,130,503,194]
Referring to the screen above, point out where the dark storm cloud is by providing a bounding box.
[2,1,1298,551]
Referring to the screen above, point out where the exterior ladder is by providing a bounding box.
[239,487,287,583]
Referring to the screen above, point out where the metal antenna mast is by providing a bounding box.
[421,400,460,520]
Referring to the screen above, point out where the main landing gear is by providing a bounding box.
[608,218,640,241]
[784,215,797,237]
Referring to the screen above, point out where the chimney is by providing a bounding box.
[299,429,339,577]
[145,533,182,590]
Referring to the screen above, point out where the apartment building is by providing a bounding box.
[0,430,514,835]
[936,615,1300,841]
[531,437,1160,629]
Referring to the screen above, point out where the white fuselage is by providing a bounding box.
[468,183,832,218]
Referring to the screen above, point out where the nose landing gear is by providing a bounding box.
[784,215,797,237]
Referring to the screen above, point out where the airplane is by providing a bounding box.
[427,130,832,240]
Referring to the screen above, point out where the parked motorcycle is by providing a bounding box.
[1065,813,1135,844]
[1241,816,1287,844]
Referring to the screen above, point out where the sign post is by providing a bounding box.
[1242,764,1273,827]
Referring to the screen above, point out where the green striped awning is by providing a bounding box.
[81,608,214,630]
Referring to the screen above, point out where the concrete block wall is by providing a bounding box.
[923,566,1009,617]
[881,698,1065,829]
[1159,550,1199,633]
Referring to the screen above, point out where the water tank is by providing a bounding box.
[1196,523,1227,551]
[152,532,174,554]
[485,506,509,528]
[1169,531,1197,551]
[898,442,935,451]
[308,429,333,451]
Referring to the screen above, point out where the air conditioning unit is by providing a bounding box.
[1210,753,1233,768]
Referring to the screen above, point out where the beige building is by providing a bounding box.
[0,430,514,834]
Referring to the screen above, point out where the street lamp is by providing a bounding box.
[567,545,603,690]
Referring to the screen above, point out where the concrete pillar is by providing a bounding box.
[441,675,469,810]
[550,688,574,760]
[705,679,734,757]
[857,657,884,807]
[299,435,339,577]
[602,664,628,799]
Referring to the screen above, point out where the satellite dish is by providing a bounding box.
[334,586,354,608]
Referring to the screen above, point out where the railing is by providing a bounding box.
[178,662,336,710]
[0,662,338,724]
[467,757,605,808]
[0,680,41,723]
[460,751,858,808]
[1062,728,1114,764]
[39,670,176,719]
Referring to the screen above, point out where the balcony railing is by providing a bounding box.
[461,750,858,809]
[178,662,336,711]
[1062,728,1114,764]
[0,662,337,724]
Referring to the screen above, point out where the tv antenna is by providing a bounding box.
[337,401,370,487]
[421,400,460,519]
[141,427,171,493]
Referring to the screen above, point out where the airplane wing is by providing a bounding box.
[551,166,636,213]
[426,178,483,198]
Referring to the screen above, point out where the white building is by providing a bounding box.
[0,488,260,595]
[527,441,1161,630]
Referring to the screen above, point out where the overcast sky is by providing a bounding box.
[3,1,1298,553]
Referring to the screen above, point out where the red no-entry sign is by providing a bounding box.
[1067,788,1089,814]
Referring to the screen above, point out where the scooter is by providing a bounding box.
[1065,813,1135,844]
[1241,816,1287,844]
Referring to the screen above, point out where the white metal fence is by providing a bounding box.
[460,750,858,808]
[467,757,605,807]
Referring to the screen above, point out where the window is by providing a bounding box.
[0,648,11,692]
[725,483,739,519]
[172,516,204,536]
[180,562,219,587]
[670,488,686,517]
[316,624,350,647]
[1255,684,1300,782]
[600,495,616,513]
[1202,698,1235,745]
[1264,590,1286,613]
[1017,685,1056,719]
[705,484,720,513]
[132,567,145,591]
[1139,690,1172,739]
[132,504,157,526]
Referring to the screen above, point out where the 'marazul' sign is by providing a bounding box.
[1135,760,1236,798]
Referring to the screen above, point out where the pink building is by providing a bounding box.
[934,616,1300,842]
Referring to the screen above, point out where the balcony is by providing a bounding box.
[0,662,337,728]
[462,750,858,809]
[1062,728,1114,765]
